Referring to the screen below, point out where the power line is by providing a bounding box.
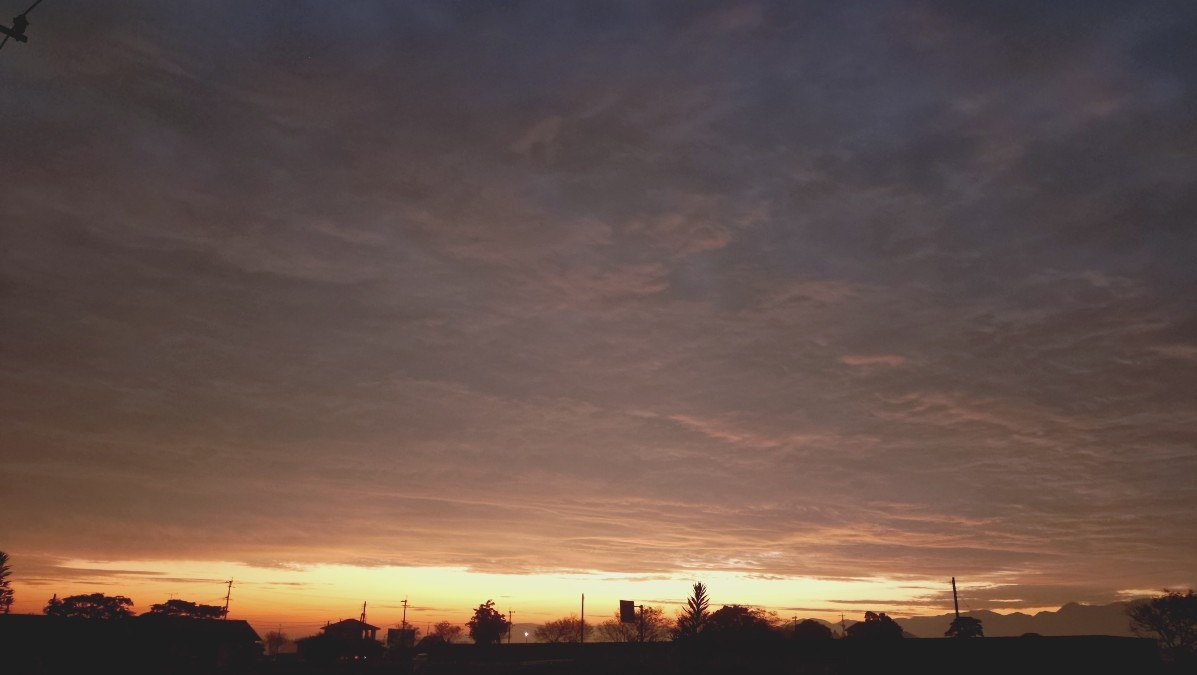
[0,0,46,52]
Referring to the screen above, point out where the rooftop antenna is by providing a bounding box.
[401,597,408,631]
[222,579,234,619]
[0,0,44,51]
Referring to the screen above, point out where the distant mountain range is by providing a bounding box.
[893,602,1137,638]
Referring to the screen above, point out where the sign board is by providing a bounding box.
[619,600,636,623]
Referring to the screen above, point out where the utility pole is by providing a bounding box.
[580,594,585,644]
[508,610,513,644]
[952,577,960,620]
[222,579,234,619]
[637,604,645,643]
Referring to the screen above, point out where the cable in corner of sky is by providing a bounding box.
[0,0,47,53]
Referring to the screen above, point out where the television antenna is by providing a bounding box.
[222,578,234,619]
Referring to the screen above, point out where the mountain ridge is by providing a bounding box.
[893,601,1136,638]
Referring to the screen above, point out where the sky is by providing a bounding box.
[1,0,1195,640]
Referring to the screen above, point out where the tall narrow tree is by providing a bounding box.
[0,551,13,614]
[675,582,710,640]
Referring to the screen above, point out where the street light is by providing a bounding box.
[524,631,529,643]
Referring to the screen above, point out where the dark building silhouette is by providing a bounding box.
[0,613,262,674]
[295,617,384,663]
[319,617,378,642]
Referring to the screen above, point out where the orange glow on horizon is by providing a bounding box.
[8,559,965,639]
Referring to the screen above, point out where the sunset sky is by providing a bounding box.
[1,1,1195,640]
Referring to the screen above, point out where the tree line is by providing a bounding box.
[2,551,1193,665]
[41,592,224,619]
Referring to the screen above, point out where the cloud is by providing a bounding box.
[1,0,1195,621]
[1149,344,1197,361]
[664,413,830,451]
[623,192,769,256]
[510,115,563,161]
[839,354,907,367]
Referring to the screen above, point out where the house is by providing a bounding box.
[320,617,379,641]
[296,617,385,662]
[0,613,263,674]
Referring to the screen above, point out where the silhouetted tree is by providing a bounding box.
[146,598,225,619]
[0,551,12,614]
[430,620,464,644]
[1128,589,1196,665]
[264,630,290,656]
[791,618,834,640]
[467,599,511,645]
[534,614,592,643]
[945,615,984,638]
[416,634,446,649]
[844,611,903,640]
[701,605,783,642]
[674,582,710,640]
[599,606,673,642]
[43,592,134,619]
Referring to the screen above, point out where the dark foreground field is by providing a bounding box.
[254,637,1163,675]
[0,613,1166,675]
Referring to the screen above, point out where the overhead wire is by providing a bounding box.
[1,0,45,52]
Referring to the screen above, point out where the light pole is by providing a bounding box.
[524,631,529,644]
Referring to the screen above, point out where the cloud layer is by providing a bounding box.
[2,1,1195,615]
